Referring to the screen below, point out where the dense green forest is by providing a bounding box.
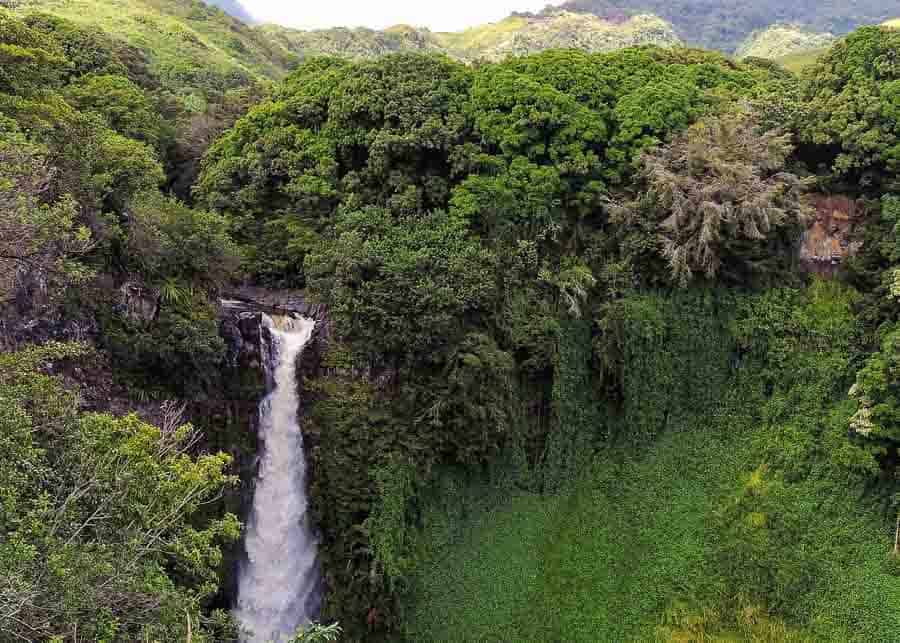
[4,0,900,641]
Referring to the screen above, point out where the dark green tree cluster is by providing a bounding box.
[799,25,900,187]
[197,47,803,638]
[0,343,240,641]
[0,8,252,639]
[0,8,244,394]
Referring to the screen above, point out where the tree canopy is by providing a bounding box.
[6,5,900,641]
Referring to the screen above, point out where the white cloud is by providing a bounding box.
[246,0,566,31]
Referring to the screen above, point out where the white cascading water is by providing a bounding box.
[235,314,321,643]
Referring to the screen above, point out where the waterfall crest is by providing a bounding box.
[235,314,321,642]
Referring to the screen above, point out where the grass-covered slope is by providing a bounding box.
[431,15,532,58]
[258,11,681,63]
[406,284,900,642]
[755,21,900,74]
[13,0,293,92]
[409,429,899,642]
[736,24,836,61]
[435,12,681,61]
[776,47,830,74]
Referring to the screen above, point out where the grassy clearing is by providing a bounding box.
[736,25,835,61]
[405,412,900,642]
[405,426,747,642]
[777,47,829,74]
[433,16,530,56]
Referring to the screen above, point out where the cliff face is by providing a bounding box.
[799,194,864,276]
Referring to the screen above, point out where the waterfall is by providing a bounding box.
[235,314,321,643]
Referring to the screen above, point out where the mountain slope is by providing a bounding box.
[13,0,293,93]
[767,20,900,73]
[202,0,255,24]
[437,12,680,61]
[776,47,830,74]
[259,11,681,63]
[736,24,836,61]
[555,0,900,52]
[257,22,444,61]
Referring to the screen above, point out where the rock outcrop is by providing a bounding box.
[799,194,864,276]
[117,281,160,327]
[222,286,327,320]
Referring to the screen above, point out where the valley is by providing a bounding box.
[2,1,900,642]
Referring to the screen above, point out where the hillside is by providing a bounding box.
[554,0,900,52]
[259,11,681,62]
[438,12,681,61]
[202,0,255,24]
[257,22,444,61]
[775,47,829,73]
[770,20,900,74]
[736,24,836,60]
[12,0,694,71]
[7,4,900,643]
[13,0,293,93]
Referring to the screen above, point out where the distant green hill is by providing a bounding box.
[554,0,900,52]
[765,20,900,74]
[439,12,681,61]
[256,22,443,61]
[736,24,835,61]
[260,11,682,63]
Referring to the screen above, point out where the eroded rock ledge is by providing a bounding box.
[222,286,328,320]
[799,194,864,276]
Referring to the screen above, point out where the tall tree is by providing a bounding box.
[616,108,809,285]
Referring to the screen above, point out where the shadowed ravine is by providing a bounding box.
[235,315,321,642]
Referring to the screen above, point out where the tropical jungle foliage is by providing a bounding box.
[194,23,900,642]
[0,7,245,638]
[5,0,900,641]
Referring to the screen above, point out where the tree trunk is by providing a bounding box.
[894,512,900,557]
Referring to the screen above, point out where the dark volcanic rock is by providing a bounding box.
[117,281,159,327]
[223,286,328,320]
[799,194,864,277]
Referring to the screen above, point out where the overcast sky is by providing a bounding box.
[247,1,566,31]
